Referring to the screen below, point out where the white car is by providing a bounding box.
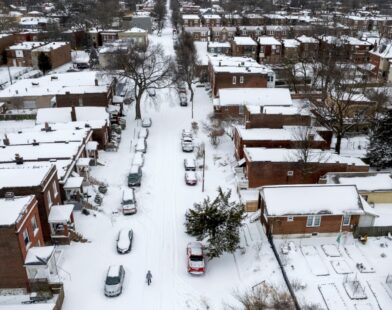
[138,128,149,139]
[104,265,125,297]
[182,137,194,152]
[142,117,152,128]
[182,129,192,139]
[184,158,196,171]
[185,171,197,185]
[121,188,137,215]
[132,152,144,167]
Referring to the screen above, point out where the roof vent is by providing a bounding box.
[51,76,58,81]
[15,153,24,165]
[5,192,14,200]
[32,82,39,86]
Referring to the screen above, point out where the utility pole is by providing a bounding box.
[7,65,12,85]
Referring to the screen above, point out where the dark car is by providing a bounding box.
[128,165,142,187]
[117,228,133,253]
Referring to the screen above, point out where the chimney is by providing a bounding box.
[71,105,77,122]
[15,153,24,165]
[94,79,98,86]
[3,134,9,146]
[260,106,263,113]
[5,192,14,200]
[32,139,39,146]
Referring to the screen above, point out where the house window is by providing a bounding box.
[31,216,38,235]
[47,191,52,208]
[342,214,351,226]
[232,76,237,84]
[306,215,321,227]
[287,216,294,222]
[23,229,31,248]
[52,182,58,198]
[240,76,244,84]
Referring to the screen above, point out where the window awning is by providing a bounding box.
[25,246,55,265]
[48,204,74,223]
[238,158,246,167]
[63,177,84,190]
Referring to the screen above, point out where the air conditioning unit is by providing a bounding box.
[287,171,294,176]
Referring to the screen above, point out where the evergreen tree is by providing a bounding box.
[367,110,392,169]
[38,52,52,75]
[185,187,244,259]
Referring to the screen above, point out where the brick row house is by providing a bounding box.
[258,185,371,236]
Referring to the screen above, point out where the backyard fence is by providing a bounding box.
[353,226,392,238]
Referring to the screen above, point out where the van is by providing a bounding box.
[104,265,125,297]
[122,188,137,215]
[132,152,144,167]
[128,165,142,187]
[135,138,147,153]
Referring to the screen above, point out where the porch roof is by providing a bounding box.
[76,157,91,167]
[25,246,55,265]
[48,204,74,223]
[63,176,83,189]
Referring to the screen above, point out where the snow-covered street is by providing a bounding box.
[60,6,284,309]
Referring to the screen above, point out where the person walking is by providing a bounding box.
[146,270,152,285]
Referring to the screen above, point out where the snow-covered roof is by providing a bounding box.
[233,37,257,46]
[0,72,112,98]
[325,172,392,192]
[0,141,83,162]
[369,43,392,59]
[25,246,55,265]
[244,147,366,166]
[0,195,35,226]
[208,42,230,48]
[296,35,319,44]
[184,26,209,33]
[9,41,46,50]
[283,39,300,48]
[36,107,109,124]
[246,104,310,116]
[32,42,69,52]
[0,165,53,188]
[63,177,83,189]
[236,126,323,141]
[194,41,208,66]
[257,36,281,46]
[48,204,74,223]
[260,184,365,216]
[203,14,221,19]
[182,14,200,20]
[209,55,274,74]
[124,27,147,33]
[217,88,292,107]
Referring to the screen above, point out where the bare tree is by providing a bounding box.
[176,32,199,116]
[112,44,176,119]
[153,0,167,33]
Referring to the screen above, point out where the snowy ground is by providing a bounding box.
[59,6,286,310]
[275,235,392,309]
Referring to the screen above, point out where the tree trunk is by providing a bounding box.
[335,134,342,154]
[135,97,142,120]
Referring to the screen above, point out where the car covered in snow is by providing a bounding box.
[181,137,194,152]
[132,152,144,167]
[141,117,152,128]
[135,138,147,153]
[138,128,149,139]
[128,165,142,187]
[104,265,125,297]
[182,130,192,140]
[186,242,205,275]
[117,228,133,253]
[184,158,196,171]
[121,188,137,215]
[185,171,197,185]
[147,88,156,97]
[179,93,188,106]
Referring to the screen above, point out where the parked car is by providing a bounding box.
[132,152,144,167]
[186,242,205,275]
[128,165,142,187]
[184,158,196,171]
[182,137,194,152]
[147,88,156,97]
[138,128,149,139]
[121,188,137,215]
[177,81,187,93]
[142,117,152,128]
[117,228,133,253]
[182,130,193,140]
[179,93,188,107]
[185,171,197,185]
[135,138,147,153]
[104,265,125,297]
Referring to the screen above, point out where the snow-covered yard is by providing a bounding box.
[276,235,392,309]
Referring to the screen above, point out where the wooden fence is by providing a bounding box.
[353,226,392,238]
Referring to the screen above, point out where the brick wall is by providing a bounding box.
[212,72,268,97]
[246,161,369,188]
[245,111,312,129]
[56,91,111,107]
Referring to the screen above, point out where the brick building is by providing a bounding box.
[211,27,237,42]
[0,195,43,289]
[31,42,72,70]
[202,14,221,27]
[235,125,329,159]
[231,37,257,59]
[243,147,369,188]
[0,165,62,243]
[296,35,319,58]
[184,27,210,41]
[0,33,16,62]
[258,185,368,236]
[182,15,201,27]
[238,26,264,41]
[368,43,392,80]
[6,41,47,67]
[257,36,282,64]
[208,55,275,97]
